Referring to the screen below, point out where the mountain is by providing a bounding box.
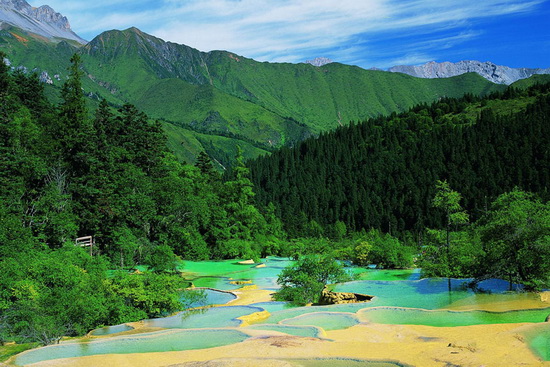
[305,57,333,67]
[389,60,550,85]
[81,28,506,130]
[0,0,85,44]
[248,81,550,236]
[0,25,506,165]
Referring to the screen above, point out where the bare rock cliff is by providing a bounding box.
[389,60,550,85]
[0,0,86,43]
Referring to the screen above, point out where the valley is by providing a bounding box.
[1,1,549,366]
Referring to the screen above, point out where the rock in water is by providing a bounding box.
[318,287,373,305]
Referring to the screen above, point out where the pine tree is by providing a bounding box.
[223,146,264,241]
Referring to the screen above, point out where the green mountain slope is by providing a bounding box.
[137,78,311,150]
[248,82,550,236]
[204,54,502,131]
[1,26,507,164]
[511,74,550,89]
[162,122,268,167]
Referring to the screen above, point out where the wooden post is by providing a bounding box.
[75,236,94,256]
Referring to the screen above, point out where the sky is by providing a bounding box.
[30,0,550,69]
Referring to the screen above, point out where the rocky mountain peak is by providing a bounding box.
[0,0,85,43]
[388,60,550,85]
[305,57,333,67]
[33,5,70,30]
[3,0,28,11]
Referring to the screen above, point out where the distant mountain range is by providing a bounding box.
[388,60,550,85]
[305,57,333,67]
[1,0,548,165]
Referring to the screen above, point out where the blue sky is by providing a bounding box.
[31,0,550,69]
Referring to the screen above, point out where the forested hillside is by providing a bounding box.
[1,26,506,166]
[248,83,550,238]
[0,52,283,346]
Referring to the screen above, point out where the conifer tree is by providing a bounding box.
[223,146,264,241]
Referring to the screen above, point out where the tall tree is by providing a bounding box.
[433,180,469,251]
[58,54,92,168]
[222,146,265,242]
[475,189,550,290]
[421,180,472,284]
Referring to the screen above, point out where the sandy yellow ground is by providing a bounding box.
[10,287,550,367]
[226,285,275,306]
[445,291,550,312]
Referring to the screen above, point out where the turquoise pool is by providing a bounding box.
[13,329,249,366]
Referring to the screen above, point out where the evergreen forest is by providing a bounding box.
[0,52,283,348]
[248,85,550,238]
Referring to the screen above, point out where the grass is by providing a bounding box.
[0,342,38,363]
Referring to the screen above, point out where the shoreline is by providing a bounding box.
[19,322,550,367]
[9,284,550,367]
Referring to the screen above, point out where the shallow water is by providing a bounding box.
[355,268,421,281]
[524,324,550,361]
[191,276,241,290]
[186,288,236,308]
[281,312,360,331]
[248,301,293,313]
[89,324,133,336]
[245,324,324,338]
[359,306,550,327]
[260,303,371,325]
[142,305,264,329]
[333,278,525,310]
[14,261,550,365]
[13,329,249,366]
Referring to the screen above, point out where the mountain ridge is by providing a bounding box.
[1,24,514,167]
[0,0,85,44]
[389,60,550,85]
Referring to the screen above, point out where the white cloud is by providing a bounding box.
[27,0,546,67]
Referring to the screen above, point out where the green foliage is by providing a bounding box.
[274,255,352,305]
[364,230,415,269]
[249,82,550,237]
[474,189,550,289]
[419,181,471,278]
[109,271,190,320]
[146,244,178,273]
[221,147,267,242]
[0,52,270,346]
[353,241,372,266]
[420,229,482,279]
[213,239,260,261]
[433,180,469,230]
[1,247,114,344]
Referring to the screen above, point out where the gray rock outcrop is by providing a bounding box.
[389,60,550,85]
[0,0,86,43]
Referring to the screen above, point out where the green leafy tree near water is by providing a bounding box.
[421,180,472,279]
[274,255,352,305]
[474,189,550,289]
